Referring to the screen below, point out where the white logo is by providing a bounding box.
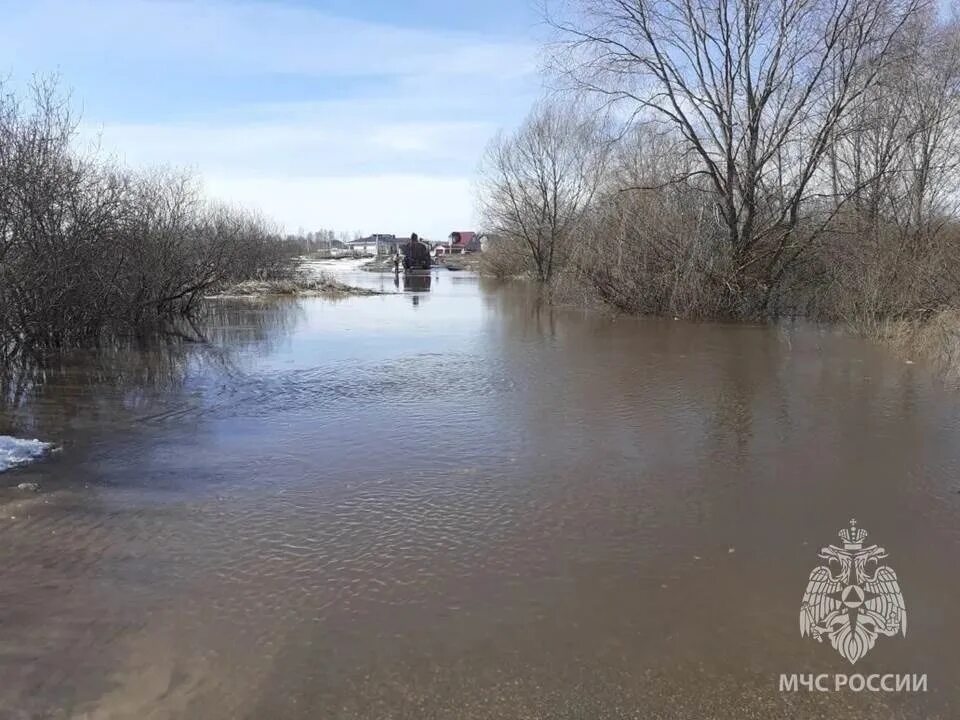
[800,519,906,664]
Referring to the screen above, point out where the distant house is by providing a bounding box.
[348,234,411,256]
[448,231,481,254]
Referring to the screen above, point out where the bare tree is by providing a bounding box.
[479,101,608,282]
[826,9,960,220]
[815,8,960,326]
[549,0,926,313]
[569,125,734,315]
[0,78,293,354]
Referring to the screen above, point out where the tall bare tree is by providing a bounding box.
[833,9,960,234]
[479,101,608,282]
[816,8,960,324]
[550,0,926,312]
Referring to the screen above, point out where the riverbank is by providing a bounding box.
[207,274,382,299]
[874,309,960,376]
[359,254,484,273]
[440,254,482,272]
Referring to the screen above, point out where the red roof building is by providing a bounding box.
[448,231,480,253]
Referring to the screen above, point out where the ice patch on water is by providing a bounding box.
[0,436,52,473]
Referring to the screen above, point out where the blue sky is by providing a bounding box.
[0,0,545,238]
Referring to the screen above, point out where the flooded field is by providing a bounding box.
[2,263,960,719]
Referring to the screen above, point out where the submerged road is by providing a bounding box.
[1,263,958,718]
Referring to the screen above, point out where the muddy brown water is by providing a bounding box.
[2,265,960,719]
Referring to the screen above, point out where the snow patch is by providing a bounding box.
[0,436,52,473]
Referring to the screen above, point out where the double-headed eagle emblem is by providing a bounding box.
[800,519,906,664]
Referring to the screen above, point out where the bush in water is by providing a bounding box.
[0,78,297,355]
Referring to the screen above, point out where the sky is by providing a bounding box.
[0,0,545,239]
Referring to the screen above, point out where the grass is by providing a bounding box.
[884,310,960,376]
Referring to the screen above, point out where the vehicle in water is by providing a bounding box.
[399,233,431,271]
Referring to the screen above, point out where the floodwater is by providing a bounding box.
[2,262,960,719]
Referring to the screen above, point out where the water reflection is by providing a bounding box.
[391,269,434,299]
[401,272,432,293]
[0,299,303,435]
[2,275,960,719]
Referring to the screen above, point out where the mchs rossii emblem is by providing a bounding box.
[800,519,906,664]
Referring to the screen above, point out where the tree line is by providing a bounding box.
[480,0,960,327]
[0,80,296,359]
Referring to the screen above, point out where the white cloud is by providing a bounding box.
[205,174,475,240]
[0,0,540,236]
[78,114,491,236]
[1,0,537,81]
[81,116,493,177]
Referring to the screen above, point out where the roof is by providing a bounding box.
[449,231,477,246]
